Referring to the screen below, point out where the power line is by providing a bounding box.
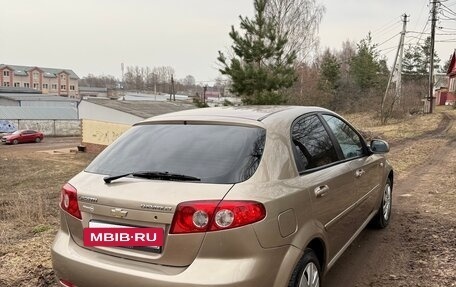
[407,12,431,46]
[440,2,456,15]
[413,0,429,32]
[377,33,400,47]
[378,45,399,53]
[372,18,402,34]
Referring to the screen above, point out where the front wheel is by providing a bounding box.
[289,248,321,287]
[12,139,18,145]
[371,177,392,229]
[35,137,41,143]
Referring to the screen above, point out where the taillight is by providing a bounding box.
[170,200,266,234]
[60,183,81,220]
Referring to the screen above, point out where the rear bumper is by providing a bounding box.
[52,229,301,287]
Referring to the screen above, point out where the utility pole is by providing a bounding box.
[203,85,207,105]
[153,73,157,95]
[121,63,124,89]
[171,74,175,101]
[381,14,407,124]
[396,14,408,105]
[429,0,438,113]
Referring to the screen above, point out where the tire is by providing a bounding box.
[289,248,321,287]
[35,137,41,143]
[12,139,18,145]
[371,178,392,229]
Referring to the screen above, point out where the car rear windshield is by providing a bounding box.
[85,124,266,184]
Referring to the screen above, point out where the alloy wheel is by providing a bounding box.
[299,262,320,287]
[383,183,392,221]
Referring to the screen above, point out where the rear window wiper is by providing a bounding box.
[103,171,201,184]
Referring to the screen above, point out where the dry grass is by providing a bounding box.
[343,108,445,143]
[344,107,453,179]
[0,152,94,286]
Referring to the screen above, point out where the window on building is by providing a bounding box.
[33,72,39,80]
[450,78,456,92]
[51,84,57,90]
[43,83,48,89]
[33,83,40,89]
[3,82,10,87]
[14,82,20,87]
[70,85,75,91]
[24,83,30,88]
[60,74,66,80]
[61,85,66,90]
[3,70,10,77]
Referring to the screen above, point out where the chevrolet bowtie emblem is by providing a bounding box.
[110,208,128,218]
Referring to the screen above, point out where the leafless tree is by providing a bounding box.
[79,74,118,88]
[182,75,196,87]
[265,0,325,64]
[336,40,356,82]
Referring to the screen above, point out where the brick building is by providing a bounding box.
[0,64,79,98]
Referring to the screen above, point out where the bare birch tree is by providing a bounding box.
[265,0,325,64]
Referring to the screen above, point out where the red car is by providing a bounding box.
[1,129,44,144]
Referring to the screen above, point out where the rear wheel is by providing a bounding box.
[35,137,41,143]
[289,248,321,287]
[371,178,392,228]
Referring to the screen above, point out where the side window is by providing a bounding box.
[291,115,339,172]
[322,115,364,159]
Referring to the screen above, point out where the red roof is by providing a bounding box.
[447,51,456,76]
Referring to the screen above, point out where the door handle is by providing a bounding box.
[355,169,365,178]
[314,185,330,198]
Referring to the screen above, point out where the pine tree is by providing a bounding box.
[317,49,340,108]
[319,49,340,92]
[217,0,297,105]
[350,33,384,91]
[402,37,440,77]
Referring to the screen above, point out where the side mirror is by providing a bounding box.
[370,139,390,154]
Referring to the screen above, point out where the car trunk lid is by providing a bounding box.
[65,172,233,267]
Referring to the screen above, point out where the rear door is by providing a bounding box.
[321,114,383,229]
[291,114,359,260]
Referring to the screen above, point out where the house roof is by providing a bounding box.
[0,106,78,120]
[79,87,108,92]
[446,51,456,76]
[0,64,79,79]
[0,87,42,94]
[0,93,79,102]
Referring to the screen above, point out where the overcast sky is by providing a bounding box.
[1,0,455,83]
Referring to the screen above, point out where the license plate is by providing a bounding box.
[84,221,164,253]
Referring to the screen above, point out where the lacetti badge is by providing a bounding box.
[140,204,173,212]
[78,195,98,203]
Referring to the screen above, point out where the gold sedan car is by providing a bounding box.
[52,106,393,287]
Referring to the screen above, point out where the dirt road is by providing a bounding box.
[325,112,456,287]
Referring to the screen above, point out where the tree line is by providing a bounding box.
[80,0,450,119]
[218,0,449,119]
[79,66,200,95]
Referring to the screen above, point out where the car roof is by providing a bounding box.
[140,106,332,124]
